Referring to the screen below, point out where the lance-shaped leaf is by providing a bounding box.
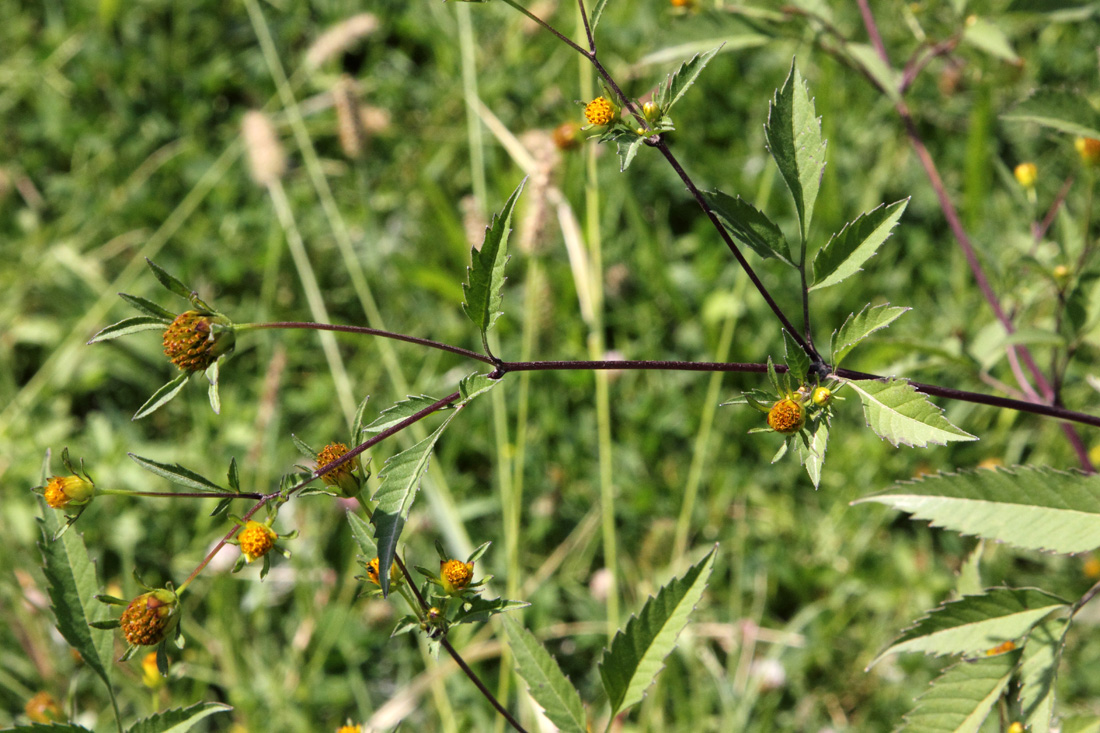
[855,466,1100,554]
[145,258,193,300]
[704,190,792,264]
[765,60,827,239]
[871,588,1067,665]
[504,617,587,733]
[654,45,723,114]
[133,373,189,421]
[363,395,445,434]
[37,506,116,697]
[1018,616,1068,733]
[847,379,976,447]
[599,547,716,718]
[128,453,226,493]
[1002,90,1100,139]
[900,652,1019,733]
[127,702,233,733]
[797,417,828,490]
[87,316,168,344]
[783,329,810,384]
[462,179,525,352]
[831,304,909,368]
[347,511,377,557]
[119,293,177,321]
[617,137,645,172]
[372,411,459,595]
[811,199,908,290]
[590,0,610,31]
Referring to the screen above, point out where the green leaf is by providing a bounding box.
[462,179,525,352]
[372,411,459,595]
[955,541,984,598]
[503,617,588,733]
[1018,617,1068,733]
[1002,90,1100,139]
[616,136,645,172]
[126,702,233,733]
[847,379,977,447]
[900,652,1018,733]
[855,466,1100,554]
[206,360,220,415]
[227,457,240,493]
[590,0,610,31]
[783,329,810,384]
[811,199,908,290]
[452,596,529,624]
[351,394,371,442]
[347,511,377,557]
[128,453,226,493]
[797,417,828,489]
[872,588,1066,664]
[363,395,443,434]
[704,190,792,264]
[145,258,193,300]
[764,60,827,240]
[459,372,500,402]
[654,45,723,113]
[119,293,176,321]
[599,547,716,718]
[961,16,1019,62]
[37,506,116,697]
[5,725,94,732]
[87,316,168,344]
[831,304,910,368]
[133,373,189,421]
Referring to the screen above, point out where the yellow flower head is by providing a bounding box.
[317,442,361,497]
[120,588,180,647]
[24,691,65,724]
[43,474,95,510]
[440,558,474,594]
[141,651,166,688]
[584,97,616,127]
[1076,137,1100,166]
[811,386,832,406]
[1013,162,1037,189]
[365,557,404,588]
[767,398,805,434]
[238,521,277,563]
[162,311,233,372]
[337,726,362,733]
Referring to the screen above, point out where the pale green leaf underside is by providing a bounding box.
[459,372,500,402]
[600,547,716,718]
[347,511,377,557]
[811,199,908,290]
[372,412,459,595]
[462,179,525,346]
[127,702,234,733]
[87,316,167,344]
[848,379,977,447]
[1002,90,1100,139]
[798,418,828,489]
[831,304,910,368]
[874,587,1066,663]
[856,465,1100,553]
[656,45,723,113]
[503,617,588,733]
[961,17,1019,61]
[128,453,225,493]
[900,652,1018,733]
[363,395,442,433]
[133,373,189,420]
[1018,617,1068,733]
[704,190,791,264]
[765,60,826,238]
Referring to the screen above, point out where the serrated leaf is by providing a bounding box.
[1018,616,1068,733]
[811,199,907,290]
[459,372,500,402]
[119,292,177,321]
[961,17,1019,62]
[145,258,193,300]
[128,453,226,493]
[831,304,910,368]
[347,511,377,557]
[955,541,983,598]
[704,191,792,264]
[503,617,587,733]
[765,60,827,239]
[599,547,716,718]
[655,45,723,113]
[900,652,1018,733]
[462,179,525,351]
[452,596,529,624]
[133,374,189,420]
[37,506,116,695]
[87,316,167,344]
[856,466,1100,554]
[616,137,645,172]
[872,588,1066,664]
[372,412,459,595]
[126,702,233,733]
[1002,90,1100,139]
[6,725,94,732]
[227,457,239,493]
[847,379,976,447]
[783,329,810,384]
[363,395,443,433]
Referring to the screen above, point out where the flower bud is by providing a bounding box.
[162,311,234,372]
[317,442,361,497]
[1013,162,1037,189]
[43,474,95,509]
[440,558,474,595]
[119,588,180,647]
[811,387,832,406]
[767,398,805,434]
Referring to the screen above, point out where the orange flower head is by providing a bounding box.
[162,311,233,372]
[24,691,64,723]
[1076,137,1100,166]
[119,588,180,647]
[317,442,361,497]
[584,97,615,127]
[238,521,277,563]
[43,474,95,509]
[365,557,404,588]
[440,559,474,594]
[767,398,805,434]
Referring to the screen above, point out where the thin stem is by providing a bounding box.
[576,0,595,52]
[237,321,494,364]
[497,0,586,55]
[440,636,530,733]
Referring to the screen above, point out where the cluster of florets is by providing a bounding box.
[162,310,234,372]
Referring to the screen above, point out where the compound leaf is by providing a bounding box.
[128,453,225,493]
[704,190,792,264]
[363,395,443,434]
[1018,616,1069,733]
[127,702,233,733]
[655,45,723,113]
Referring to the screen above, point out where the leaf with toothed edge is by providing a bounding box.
[133,374,189,420]
[847,379,976,447]
[504,617,587,733]
[126,702,234,733]
[900,651,1018,732]
[462,179,525,352]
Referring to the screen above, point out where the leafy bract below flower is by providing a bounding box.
[33,447,96,539]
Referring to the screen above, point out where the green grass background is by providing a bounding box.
[2,1,1100,730]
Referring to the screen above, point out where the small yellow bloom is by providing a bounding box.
[238,521,277,563]
[584,97,615,127]
[24,691,64,723]
[337,726,362,733]
[811,387,832,406]
[1084,555,1100,579]
[440,558,474,594]
[1007,723,1024,733]
[317,442,361,497]
[767,398,805,434]
[1076,137,1100,166]
[43,474,95,510]
[365,557,404,588]
[1013,162,1037,189]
